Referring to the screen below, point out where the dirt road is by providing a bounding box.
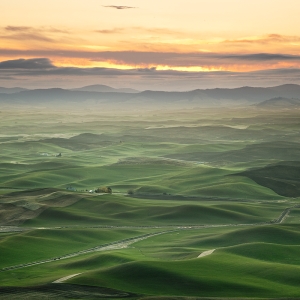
[198,249,215,258]
[1,204,298,273]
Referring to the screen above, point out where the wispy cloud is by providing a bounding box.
[95,28,124,34]
[94,27,184,37]
[103,5,136,10]
[137,27,183,36]
[220,53,300,61]
[0,25,71,43]
[1,33,54,42]
[5,26,32,32]
[4,26,70,34]
[224,34,300,45]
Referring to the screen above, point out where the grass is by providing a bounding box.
[0,106,300,298]
[2,224,300,298]
[70,253,300,297]
[22,193,286,227]
[0,228,151,268]
[67,225,300,297]
[222,242,300,265]
[237,162,300,197]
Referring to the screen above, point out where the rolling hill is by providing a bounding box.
[256,97,300,109]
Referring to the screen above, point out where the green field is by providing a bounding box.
[0,106,300,299]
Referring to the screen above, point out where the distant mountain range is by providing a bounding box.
[0,84,299,108]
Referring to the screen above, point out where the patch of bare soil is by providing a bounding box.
[0,203,45,226]
[0,189,82,225]
[197,249,215,258]
[38,193,82,207]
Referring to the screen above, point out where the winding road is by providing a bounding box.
[0,204,299,273]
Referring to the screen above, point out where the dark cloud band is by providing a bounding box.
[1,58,300,90]
[1,51,300,68]
[0,58,54,69]
[0,57,300,76]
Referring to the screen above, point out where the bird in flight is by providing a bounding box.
[103,5,136,10]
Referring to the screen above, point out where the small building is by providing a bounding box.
[66,186,76,192]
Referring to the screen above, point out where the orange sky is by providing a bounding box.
[1,0,300,70]
[1,0,300,88]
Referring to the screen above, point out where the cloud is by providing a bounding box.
[94,27,184,37]
[220,53,300,61]
[1,26,70,43]
[136,27,183,36]
[2,50,300,69]
[1,26,53,42]
[2,58,300,90]
[3,25,70,34]
[1,33,54,42]
[224,34,300,45]
[0,57,299,77]
[103,5,136,9]
[5,26,32,32]
[0,58,54,69]
[88,51,300,68]
[95,28,124,34]
[0,57,222,77]
[44,27,70,34]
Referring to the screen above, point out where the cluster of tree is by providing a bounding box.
[95,186,112,194]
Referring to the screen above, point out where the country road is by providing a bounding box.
[0,231,172,272]
[0,204,299,273]
[52,273,82,283]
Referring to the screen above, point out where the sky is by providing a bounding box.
[1,0,300,90]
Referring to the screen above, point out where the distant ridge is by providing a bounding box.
[269,84,300,95]
[71,84,139,93]
[0,84,300,107]
[0,87,28,94]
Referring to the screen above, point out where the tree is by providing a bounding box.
[95,186,112,194]
[127,189,134,195]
